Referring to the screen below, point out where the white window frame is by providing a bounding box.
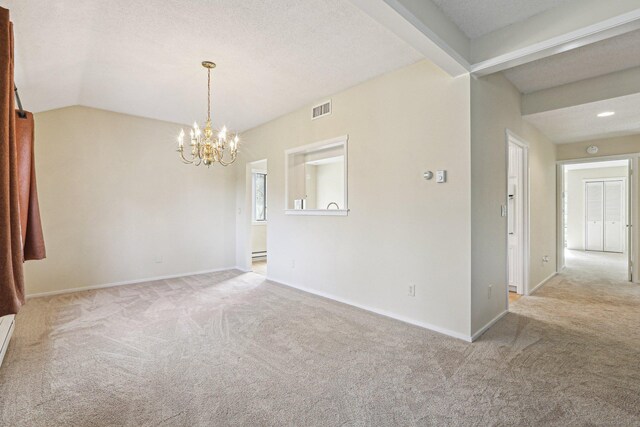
[252,169,267,224]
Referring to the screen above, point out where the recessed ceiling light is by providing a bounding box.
[597,111,615,117]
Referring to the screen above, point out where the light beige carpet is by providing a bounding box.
[1,257,639,426]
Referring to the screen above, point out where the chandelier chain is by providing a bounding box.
[207,68,211,122]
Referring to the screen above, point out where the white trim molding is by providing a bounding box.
[26,267,238,299]
[285,209,349,216]
[506,129,531,296]
[284,134,349,216]
[471,310,508,342]
[529,272,558,295]
[0,314,15,368]
[266,276,472,342]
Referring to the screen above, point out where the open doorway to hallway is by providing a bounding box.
[507,131,529,305]
[251,159,268,276]
[562,160,631,281]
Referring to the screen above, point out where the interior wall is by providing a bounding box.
[565,166,627,250]
[314,162,344,209]
[556,135,640,161]
[252,224,267,254]
[235,60,473,338]
[26,106,237,295]
[470,73,557,335]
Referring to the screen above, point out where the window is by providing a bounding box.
[253,172,267,222]
[285,135,348,216]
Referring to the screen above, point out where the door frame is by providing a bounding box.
[557,154,636,282]
[238,159,269,273]
[505,130,529,296]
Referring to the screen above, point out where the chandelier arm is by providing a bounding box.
[218,152,237,167]
[215,147,226,165]
[178,149,195,164]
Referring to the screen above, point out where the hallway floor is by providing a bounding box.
[564,248,628,281]
[252,256,267,275]
[1,262,639,425]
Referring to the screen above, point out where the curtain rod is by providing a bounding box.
[13,84,26,119]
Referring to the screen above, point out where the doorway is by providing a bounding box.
[560,159,631,281]
[506,131,529,303]
[250,160,267,276]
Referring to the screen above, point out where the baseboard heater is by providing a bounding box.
[0,315,15,368]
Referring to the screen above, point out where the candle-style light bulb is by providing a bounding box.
[178,129,185,148]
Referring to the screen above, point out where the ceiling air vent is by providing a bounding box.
[312,100,331,120]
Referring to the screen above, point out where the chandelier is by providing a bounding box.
[177,61,239,167]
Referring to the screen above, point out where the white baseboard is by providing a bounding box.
[528,272,558,295]
[470,310,508,342]
[0,315,16,369]
[266,276,472,342]
[26,267,238,299]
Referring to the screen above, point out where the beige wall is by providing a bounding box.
[557,135,640,161]
[470,73,557,334]
[26,106,237,295]
[235,60,473,338]
[314,161,344,210]
[565,167,628,250]
[252,224,267,254]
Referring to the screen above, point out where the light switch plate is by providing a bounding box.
[436,170,447,183]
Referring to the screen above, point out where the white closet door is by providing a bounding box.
[585,181,604,251]
[604,180,624,253]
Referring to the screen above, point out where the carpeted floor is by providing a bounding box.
[1,256,639,426]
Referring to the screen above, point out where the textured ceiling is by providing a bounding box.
[2,0,421,131]
[503,29,640,94]
[523,93,640,144]
[430,0,571,39]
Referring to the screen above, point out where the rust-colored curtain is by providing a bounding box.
[16,111,45,261]
[0,7,25,316]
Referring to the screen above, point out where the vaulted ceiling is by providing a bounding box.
[4,0,640,143]
[2,0,421,131]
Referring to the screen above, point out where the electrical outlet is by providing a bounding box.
[154,255,163,264]
[408,284,416,297]
[290,259,295,269]
[488,285,492,299]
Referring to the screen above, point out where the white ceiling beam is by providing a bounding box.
[349,0,470,77]
[522,66,640,115]
[471,1,640,76]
